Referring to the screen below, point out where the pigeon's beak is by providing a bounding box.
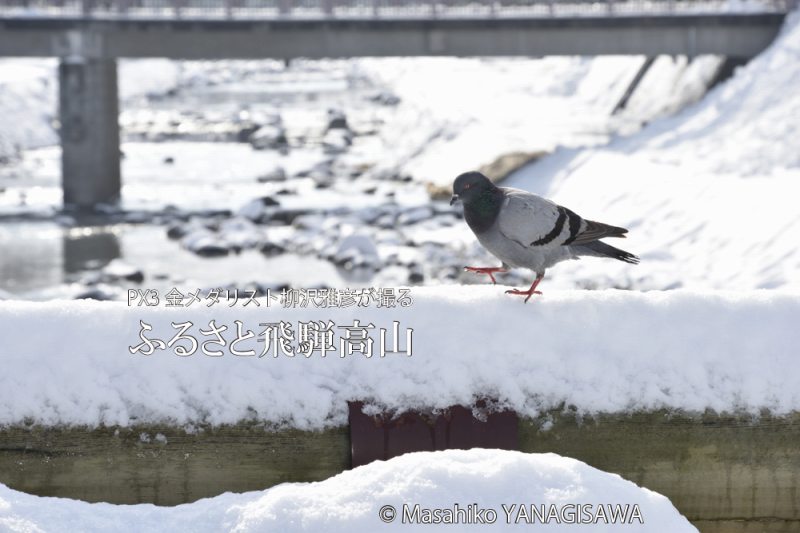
[449,195,459,206]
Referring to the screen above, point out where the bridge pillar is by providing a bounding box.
[59,57,121,209]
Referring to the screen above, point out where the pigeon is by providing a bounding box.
[450,171,638,302]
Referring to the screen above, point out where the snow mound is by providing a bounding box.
[0,289,798,428]
[0,449,696,532]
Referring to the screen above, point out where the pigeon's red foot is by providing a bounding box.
[505,288,543,303]
[464,266,508,285]
[505,276,544,303]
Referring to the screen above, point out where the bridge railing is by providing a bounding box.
[0,0,795,18]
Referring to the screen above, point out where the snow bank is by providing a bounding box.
[0,289,797,428]
[119,59,180,101]
[0,59,58,158]
[355,55,722,186]
[0,449,696,532]
[0,59,179,158]
[504,148,800,291]
[618,10,800,175]
[504,10,800,292]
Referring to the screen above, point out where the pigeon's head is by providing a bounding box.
[451,171,494,206]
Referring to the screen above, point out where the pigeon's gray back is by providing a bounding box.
[474,188,577,273]
[497,189,567,244]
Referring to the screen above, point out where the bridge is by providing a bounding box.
[0,0,793,208]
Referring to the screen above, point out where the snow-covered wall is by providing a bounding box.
[0,288,797,428]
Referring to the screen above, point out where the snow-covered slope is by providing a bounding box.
[0,449,696,532]
[0,59,178,159]
[505,10,800,292]
[357,55,721,186]
[0,60,57,159]
[503,149,800,291]
[618,10,800,175]
[0,289,797,428]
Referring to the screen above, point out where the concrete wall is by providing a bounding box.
[520,410,800,533]
[0,423,350,505]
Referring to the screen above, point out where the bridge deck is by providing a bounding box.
[0,0,790,60]
[0,0,795,21]
[0,12,787,59]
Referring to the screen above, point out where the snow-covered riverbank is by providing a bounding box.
[505,10,800,291]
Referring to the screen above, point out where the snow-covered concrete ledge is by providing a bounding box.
[1,288,798,428]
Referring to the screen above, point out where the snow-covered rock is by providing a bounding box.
[256,166,287,183]
[326,108,349,130]
[291,213,326,231]
[248,124,288,151]
[333,233,380,268]
[260,241,286,257]
[368,90,401,106]
[237,197,281,222]
[181,226,230,257]
[322,128,354,154]
[218,217,263,250]
[101,259,145,283]
[397,206,435,226]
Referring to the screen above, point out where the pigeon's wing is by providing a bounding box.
[495,189,567,248]
[497,188,628,247]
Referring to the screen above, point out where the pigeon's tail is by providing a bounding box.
[587,220,629,239]
[575,240,640,265]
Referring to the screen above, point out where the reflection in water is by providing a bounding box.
[63,228,121,274]
[0,223,63,293]
[0,221,364,299]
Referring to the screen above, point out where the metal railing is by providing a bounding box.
[0,0,795,18]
